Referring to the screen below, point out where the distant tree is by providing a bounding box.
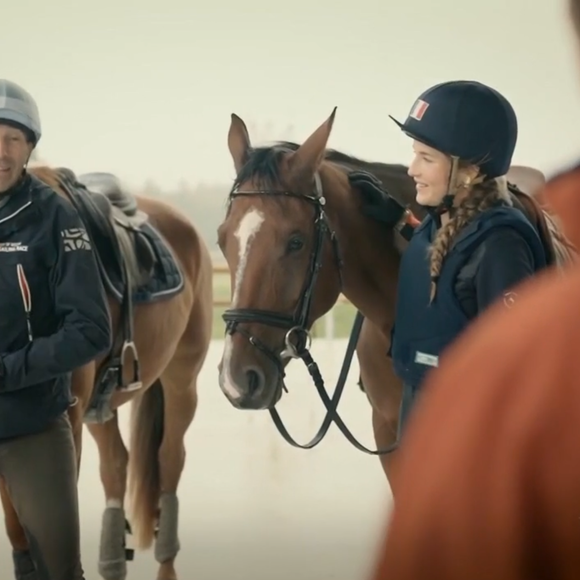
[176,178,195,196]
[142,179,162,197]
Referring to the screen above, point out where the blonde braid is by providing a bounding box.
[428,177,511,302]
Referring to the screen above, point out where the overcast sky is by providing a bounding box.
[3,0,579,190]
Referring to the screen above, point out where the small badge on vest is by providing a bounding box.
[414,351,439,367]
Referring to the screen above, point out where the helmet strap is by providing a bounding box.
[423,157,459,226]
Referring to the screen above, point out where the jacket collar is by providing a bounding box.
[0,171,33,224]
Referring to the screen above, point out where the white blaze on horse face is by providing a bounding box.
[232,208,265,305]
[221,208,265,399]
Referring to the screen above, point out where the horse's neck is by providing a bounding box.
[324,172,401,335]
[323,161,417,334]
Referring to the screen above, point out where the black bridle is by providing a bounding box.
[222,172,403,455]
[223,174,341,374]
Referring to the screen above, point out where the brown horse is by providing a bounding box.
[216,109,575,493]
[0,167,213,580]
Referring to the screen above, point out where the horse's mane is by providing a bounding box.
[231,142,298,193]
[29,165,69,197]
[231,140,414,204]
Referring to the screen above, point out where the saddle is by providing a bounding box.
[77,171,139,216]
[66,170,156,284]
[506,165,577,267]
[55,168,153,398]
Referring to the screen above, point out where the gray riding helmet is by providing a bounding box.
[0,79,42,145]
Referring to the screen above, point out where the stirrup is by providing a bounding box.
[117,340,142,392]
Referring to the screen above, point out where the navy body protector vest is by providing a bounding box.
[390,205,548,389]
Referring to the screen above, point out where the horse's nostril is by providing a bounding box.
[246,369,262,395]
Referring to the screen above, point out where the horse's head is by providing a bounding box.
[217,109,346,410]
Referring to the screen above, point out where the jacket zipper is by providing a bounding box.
[16,263,33,342]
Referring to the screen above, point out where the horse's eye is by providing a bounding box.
[287,236,304,253]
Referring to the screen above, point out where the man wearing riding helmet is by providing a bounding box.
[357,80,550,439]
[0,79,111,579]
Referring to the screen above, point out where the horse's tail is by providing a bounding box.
[127,378,165,550]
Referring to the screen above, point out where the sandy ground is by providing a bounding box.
[0,338,393,580]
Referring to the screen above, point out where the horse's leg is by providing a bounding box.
[87,413,130,580]
[128,296,210,580]
[356,318,402,495]
[154,356,205,580]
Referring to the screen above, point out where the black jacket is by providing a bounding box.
[0,173,111,440]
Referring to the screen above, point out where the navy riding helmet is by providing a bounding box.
[389,80,518,179]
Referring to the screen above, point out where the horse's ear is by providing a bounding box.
[507,164,546,197]
[288,107,337,182]
[228,113,251,174]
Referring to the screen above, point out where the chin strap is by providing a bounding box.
[422,157,461,227]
